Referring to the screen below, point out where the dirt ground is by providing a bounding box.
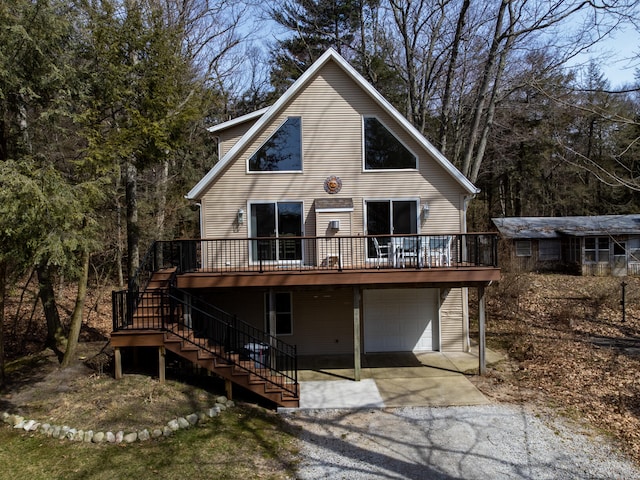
[2,272,640,465]
[474,273,640,463]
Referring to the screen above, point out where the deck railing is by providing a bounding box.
[141,233,498,275]
[112,286,298,398]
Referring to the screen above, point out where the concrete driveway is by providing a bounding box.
[294,349,502,409]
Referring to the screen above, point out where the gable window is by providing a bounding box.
[366,200,417,258]
[264,292,293,336]
[250,202,303,262]
[248,117,302,171]
[515,240,532,257]
[584,237,609,263]
[364,117,416,170]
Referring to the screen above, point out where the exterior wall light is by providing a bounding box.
[421,203,430,221]
[237,208,245,225]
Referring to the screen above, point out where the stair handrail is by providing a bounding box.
[163,286,298,399]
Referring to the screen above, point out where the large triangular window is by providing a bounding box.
[249,117,302,171]
[364,117,416,170]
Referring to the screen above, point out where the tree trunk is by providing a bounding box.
[461,0,508,180]
[125,160,139,286]
[61,249,90,368]
[155,158,169,239]
[438,0,470,155]
[36,263,65,362]
[0,261,6,387]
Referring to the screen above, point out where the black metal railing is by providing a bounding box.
[112,286,298,399]
[147,233,498,274]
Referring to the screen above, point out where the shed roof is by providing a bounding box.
[492,215,640,239]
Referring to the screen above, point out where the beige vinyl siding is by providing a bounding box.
[218,122,256,158]
[201,61,465,241]
[287,288,354,355]
[197,287,354,356]
[439,288,464,351]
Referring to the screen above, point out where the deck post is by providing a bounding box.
[225,379,233,400]
[353,287,361,382]
[158,346,166,383]
[114,347,122,380]
[478,285,486,375]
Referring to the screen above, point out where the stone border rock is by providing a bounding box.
[1,395,234,445]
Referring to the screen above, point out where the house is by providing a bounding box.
[492,215,640,276]
[111,49,500,408]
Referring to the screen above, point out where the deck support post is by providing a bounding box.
[353,287,361,382]
[114,347,122,380]
[478,285,486,376]
[158,346,166,383]
[225,379,233,400]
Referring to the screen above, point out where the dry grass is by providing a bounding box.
[476,273,640,463]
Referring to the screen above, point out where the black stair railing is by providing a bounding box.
[112,286,298,399]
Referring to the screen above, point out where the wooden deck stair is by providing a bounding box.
[120,269,299,408]
[162,327,299,408]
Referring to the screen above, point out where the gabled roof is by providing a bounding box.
[207,107,269,134]
[186,48,478,200]
[492,215,640,239]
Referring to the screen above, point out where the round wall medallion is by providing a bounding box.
[324,175,342,194]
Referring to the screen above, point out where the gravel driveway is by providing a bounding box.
[282,405,640,479]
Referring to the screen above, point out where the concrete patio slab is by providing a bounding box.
[293,350,502,409]
[299,378,384,409]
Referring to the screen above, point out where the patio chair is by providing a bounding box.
[427,236,452,267]
[372,237,390,268]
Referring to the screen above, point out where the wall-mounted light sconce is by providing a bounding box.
[421,202,430,221]
[237,208,245,225]
[329,220,340,230]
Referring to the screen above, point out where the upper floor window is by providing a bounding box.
[249,117,302,172]
[364,117,416,170]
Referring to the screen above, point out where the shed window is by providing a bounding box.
[539,239,561,260]
[364,117,416,170]
[515,240,532,257]
[629,238,640,263]
[584,237,610,263]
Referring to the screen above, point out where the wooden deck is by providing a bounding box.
[176,264,501,289]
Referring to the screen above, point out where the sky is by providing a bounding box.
[587,26,640,88]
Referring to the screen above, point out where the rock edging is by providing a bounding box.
[1,395,234,445]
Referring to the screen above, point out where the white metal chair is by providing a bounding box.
[372,237,390,268]
[427,236,452,267]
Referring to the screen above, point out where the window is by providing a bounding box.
[584,237,610,263]
[629,238,640,263]
[248,117,302,171]
[515,240,532,257]
[250,202,303,261]
[264,292,292,336]
[366,200,417,258]
[538,239,560,260]
[364,117,416,170]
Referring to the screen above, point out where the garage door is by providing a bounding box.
[363,288,438,352]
